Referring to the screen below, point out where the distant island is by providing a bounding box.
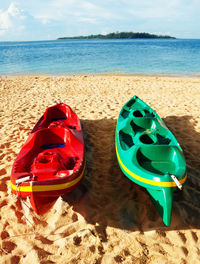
[58,32,176,40]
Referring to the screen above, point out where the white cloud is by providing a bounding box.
[129,6,180,20]
[0,0,200,40]
[0,2,51,40]
[34,0,117,22]
[8,2,20,16]
[119,0,182,20]
[0,7,12,31]
[0,3,25,36]
[78,17,98,24]
[81,1,99,10]
[34,15,52,25]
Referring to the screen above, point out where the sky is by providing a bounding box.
[0,0,200,41]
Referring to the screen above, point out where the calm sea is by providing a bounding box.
[0,39,200,75]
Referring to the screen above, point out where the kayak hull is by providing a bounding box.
[115,96,187,226]
[11,104,85,215]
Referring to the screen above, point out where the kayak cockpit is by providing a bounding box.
[136,145,186,177]
[12,127,83,183]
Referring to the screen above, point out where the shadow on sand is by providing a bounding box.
[62,115,200,238]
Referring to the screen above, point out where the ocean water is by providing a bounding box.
[0,39,200,75]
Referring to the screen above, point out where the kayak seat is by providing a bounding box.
[130,118,157,133]
[31,151,78,179]
[136,146,183,175]
[49,120,76,129]
[139,133,171,145]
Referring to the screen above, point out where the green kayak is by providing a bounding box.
[115,95,187,226]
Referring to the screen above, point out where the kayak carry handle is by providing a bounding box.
[16,175,32,185]
[170,174,182,190]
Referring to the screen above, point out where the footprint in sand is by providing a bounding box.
[177,231,187,244]
[1,241,17,253]
[0,179,8,192]
[191,231,198,243]
[1,230,9,240]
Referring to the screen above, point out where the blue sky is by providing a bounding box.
[0,0,200,41]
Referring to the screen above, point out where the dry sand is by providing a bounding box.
[0,74,200,264]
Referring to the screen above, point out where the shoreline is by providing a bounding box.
[1,72,200,79]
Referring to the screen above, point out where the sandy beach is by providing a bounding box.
[0,74,200,263]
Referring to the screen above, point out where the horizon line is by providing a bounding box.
[1,37,200,42]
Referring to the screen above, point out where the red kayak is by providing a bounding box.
[11,104,85,215]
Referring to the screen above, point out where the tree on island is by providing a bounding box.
[58,31,175,40]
